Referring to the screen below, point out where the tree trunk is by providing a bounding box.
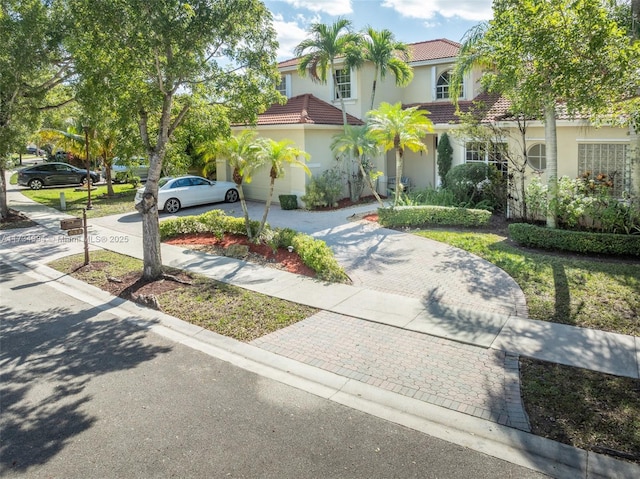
[237,184,253,240]
[359,156,384,207]
[394,146,403,206]
[0,166,8,221]
[135,150,164,280]
[544,102,558,228]
[370,66,379,111]
[629,0,640,198]
[259,173,276,236]
[331,61,348,130]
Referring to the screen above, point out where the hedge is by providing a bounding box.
[159,211,349,283]
[508,223,640,257]
[377,205,492,228]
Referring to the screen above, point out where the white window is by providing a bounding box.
[578,143,628,197]
[465,141,508,175]
[436,71,462,100]
[334,68,352,99]
[276,74,290,98]
[527,144,546,171]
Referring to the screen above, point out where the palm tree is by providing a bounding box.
[362,27,413,110]
[331,125,384,207]
[294,19,362,129]
[256,138,310,236]
[366,102,434,206]
[199,130,264,240]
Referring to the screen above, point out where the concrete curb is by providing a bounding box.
[6,252,639,479]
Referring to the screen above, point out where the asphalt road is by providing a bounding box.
[0,263,547,478]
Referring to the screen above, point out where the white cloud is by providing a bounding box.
[272,14,312,60]
[381,0,492,22]
[281,0,353,15]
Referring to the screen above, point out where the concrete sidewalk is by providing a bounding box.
[3,181,640,478]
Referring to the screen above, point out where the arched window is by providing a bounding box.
[436,71,462,100]
[527,144,546,171]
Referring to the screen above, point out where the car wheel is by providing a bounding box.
[81,176,94,186]
[29,179,44,190]
[225,189,239,203]
[164,198,181,213]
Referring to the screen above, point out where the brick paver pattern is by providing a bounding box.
[252,311,531,431]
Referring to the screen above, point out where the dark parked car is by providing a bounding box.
[18,162,100,190]
[26,146,45,156]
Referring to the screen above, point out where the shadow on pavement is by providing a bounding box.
[0,302,171,473]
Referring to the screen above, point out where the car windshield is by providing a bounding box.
[158,177,172,188]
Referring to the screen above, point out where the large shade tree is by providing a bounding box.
[366,102,433,206]
[452,0,640,228]
[0,0,73,220]
[67,0,281,279]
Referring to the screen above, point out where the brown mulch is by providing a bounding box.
[0,209,37,230]
[165,232,317,278]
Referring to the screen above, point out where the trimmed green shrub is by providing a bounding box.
[301,168,343,209]
[509,222,640,257]
[436,132,453,187]
[159,211,349,282]
[378,205,492,228]
[291,234,349,283]
[279,194,298,210]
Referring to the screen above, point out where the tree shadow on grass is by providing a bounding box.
[0,303,171,473]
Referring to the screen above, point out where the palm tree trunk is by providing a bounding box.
[331,61,348,130]
[359,157,384,207]
[370,66,379,111]
[394,147,403,206]
[259,177,276,237]
[544,101,558,228]
[237,185,253,241]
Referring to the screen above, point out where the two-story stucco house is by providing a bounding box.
[217,38,631,209]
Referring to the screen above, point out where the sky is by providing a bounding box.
[264,0,494,61]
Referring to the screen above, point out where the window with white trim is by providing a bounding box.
[578,143,628,197]
[527,144,546,171]
[276,74,290,98]
[334,68,352,99]
[465,141,508,175]
[436,71,462,100]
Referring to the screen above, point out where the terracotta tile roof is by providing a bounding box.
[277,38,460,69]
[407,39,461,63]
[255,94,364,126]
[406,92,511,124]
[408,92,590,125]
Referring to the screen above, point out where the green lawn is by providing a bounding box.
[415,230,640,336]
[48,250,318,342]
[20,183,138,219]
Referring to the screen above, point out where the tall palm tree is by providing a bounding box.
[331,125,384,207]
[294,19,362,129]
[366,102,434,206]
[199,130,264,239]
[362,27,413,110]
[256,138,310,236]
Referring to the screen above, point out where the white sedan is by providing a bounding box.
[135,175,239,213]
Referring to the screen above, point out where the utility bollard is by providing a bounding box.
[59,192,66,211]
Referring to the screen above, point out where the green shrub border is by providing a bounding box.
[279,194,298,210]
[378,205,492,228]
[509,222,640,257]
[159,210,349,283]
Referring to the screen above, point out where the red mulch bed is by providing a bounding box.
[165,232,316,278]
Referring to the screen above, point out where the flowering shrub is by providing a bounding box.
[524,174,640,234]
